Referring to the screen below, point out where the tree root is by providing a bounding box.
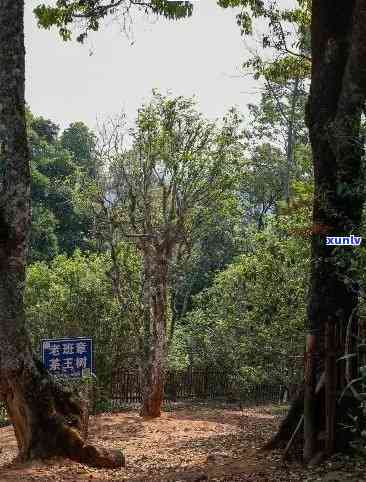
[263,386,304,451]
[282,414,304,460]
[48,421,126,468]
[5,356,126,468]
[81,443,126,468]
[263,378,366,460]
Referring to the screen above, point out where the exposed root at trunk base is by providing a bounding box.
[263,384,366,462]
[78,443,126,468]
[15,423,126,468]
[139,380,164,418]
[139,398,162,418]
[37,420,126,468]
[263,387,304,452]
[4,357,126,469]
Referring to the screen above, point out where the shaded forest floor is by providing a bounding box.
[0,404,366,481]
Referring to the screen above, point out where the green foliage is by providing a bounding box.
[76,91,245,264]
[0,403,8,427]
[25,249,141,384]
[219,0,311,82]
[171,192,245,319]
[246,80,308,148]
[239,76,311,216]
[61,122,97,176]
[167,325,190,370]
[34,0,194,43]
[239,143,286,228]
[31,116,60,144]
[23,90,314,400]
[217,0,267,35]
[71,92,247,374]
[30,205,59,262]
[174,215,309,386]
[251,55,310,83]
[149,0,193,20]
[27,111,95,260]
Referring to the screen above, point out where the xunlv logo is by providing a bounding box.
[326,235,362,246]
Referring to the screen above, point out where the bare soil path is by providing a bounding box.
[0,405,364,481]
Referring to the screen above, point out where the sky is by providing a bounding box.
[24,1,266,132]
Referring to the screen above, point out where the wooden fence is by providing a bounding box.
[109,367,294,405]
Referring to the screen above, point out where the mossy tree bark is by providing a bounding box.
[0,0,124,467]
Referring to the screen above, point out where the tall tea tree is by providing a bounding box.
[0,0,124,467]
[84,93,244,417]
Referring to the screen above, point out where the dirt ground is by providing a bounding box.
[0,404,365,482]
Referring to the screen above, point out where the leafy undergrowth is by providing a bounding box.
[0,405,365,481]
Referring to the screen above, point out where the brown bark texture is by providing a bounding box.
[139,248,169,418]
[0,0,124,468]
[270,0,366,462]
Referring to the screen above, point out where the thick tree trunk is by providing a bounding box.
[0,1,124,468]
[303,0,366,461]
[4,357,124,466]
[269,0,366,462]
[265,383,360,455]
[139,248,169,418]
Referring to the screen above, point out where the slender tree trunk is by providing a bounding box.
[284,77,300,205]
[0,1,124,467]
[139,248,169,418]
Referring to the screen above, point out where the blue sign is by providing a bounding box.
[42,337,93,377]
